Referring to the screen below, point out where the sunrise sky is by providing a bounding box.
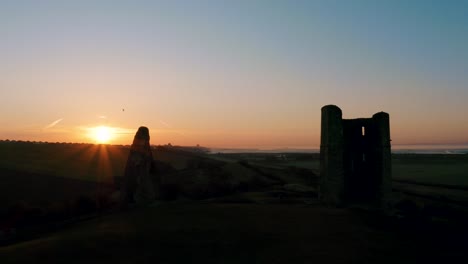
[1,1,467,148]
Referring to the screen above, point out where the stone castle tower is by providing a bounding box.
[319,105,391,208]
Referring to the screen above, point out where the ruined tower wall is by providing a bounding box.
[319,105,391,208]
[342,118,374,203]
[372,112,392,208]
[319,105,345,206]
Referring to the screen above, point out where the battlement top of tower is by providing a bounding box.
[321,105,341,112]
[372,111,390,119]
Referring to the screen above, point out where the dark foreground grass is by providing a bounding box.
[393,154,468,187]
[0,168,112,208]
[0,142,128,182]
[1,202,467,264]
[1,142,467,188]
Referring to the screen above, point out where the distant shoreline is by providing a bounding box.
[1,140,467,154]
[210,144,468,154]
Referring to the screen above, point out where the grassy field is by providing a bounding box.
[213,152,468,187]
[1,142,468,262]
[0,142,128,183]
[0,168,112,208]
[1,141,467,210]
[2,142,466,187]
[0,142,314,224]
[0,142,219,182]
[392,154,468,187]
[0,142,313,199]
[1,202,467,263]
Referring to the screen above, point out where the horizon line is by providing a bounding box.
[2,139,468,150]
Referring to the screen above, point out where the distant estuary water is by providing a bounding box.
[210,145,468,154]
[392,145,468,154]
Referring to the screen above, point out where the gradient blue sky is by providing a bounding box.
[1,0,467,148]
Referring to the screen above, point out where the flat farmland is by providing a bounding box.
[392,154,468,187]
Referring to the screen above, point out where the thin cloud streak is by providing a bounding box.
[44,118,63,129]
[159,120,171,128]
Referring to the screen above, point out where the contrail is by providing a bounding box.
[44,118,63,129]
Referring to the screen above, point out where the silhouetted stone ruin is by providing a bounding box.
[319,105,391,209]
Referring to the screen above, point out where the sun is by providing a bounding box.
[93,126,113,144]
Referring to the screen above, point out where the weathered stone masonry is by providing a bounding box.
[320,105,391,208]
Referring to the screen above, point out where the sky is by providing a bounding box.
[1,0,467,148]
